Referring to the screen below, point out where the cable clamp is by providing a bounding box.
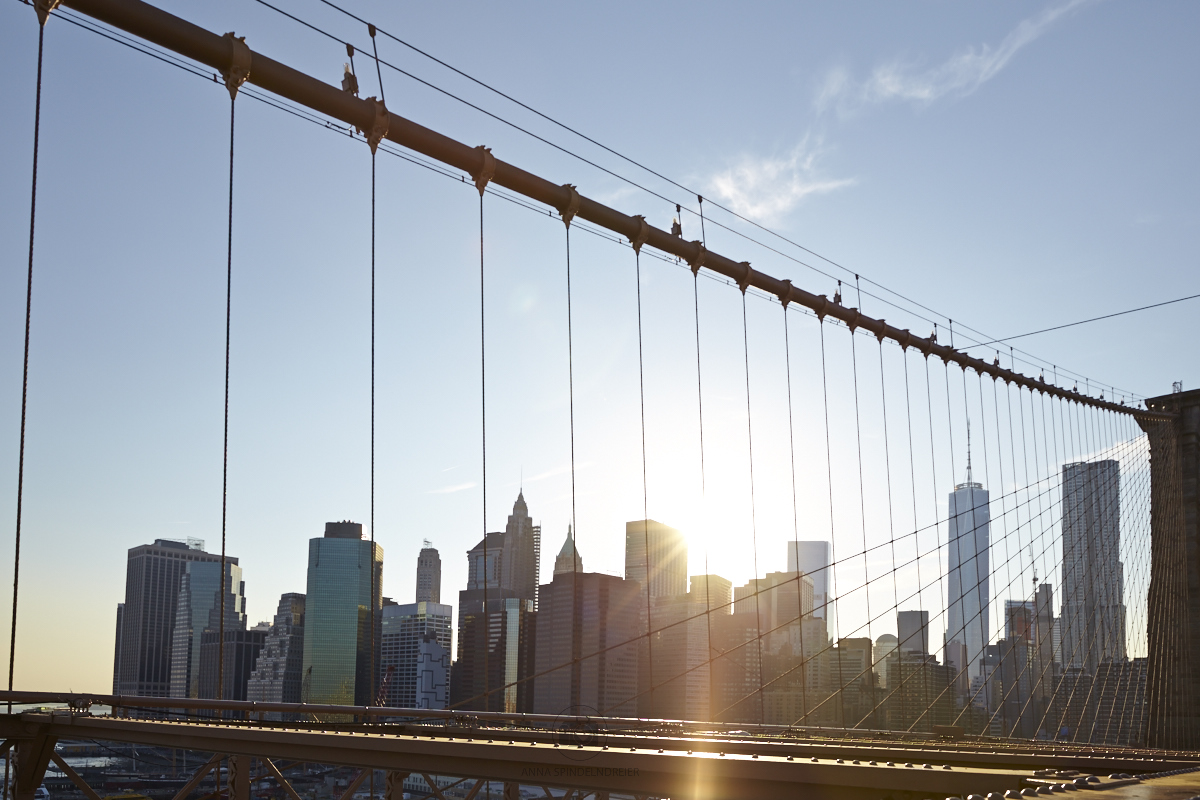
[844,307,860,332]
[34,0,61,26]
[920,335,934,359]
[777,279,792,308]
[688,241,706,275]
[221,33,252,100]
[874,319,887,344]
[814,294,829,321]
[559,184,581,228]
[365,97,389,155]
[473,146,496,197]
[737,262,754,294]
[630,215,650,254]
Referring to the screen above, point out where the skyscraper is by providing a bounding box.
[624,520,687,599]
[380,601,452,709]
[169,560,246,699]
[553,526,582,576]
[451,492,540,713]
[787,541,832,618]
[114,538,226,697]
[945,454,990,685]
[415,541,441,604]
[300,521,383,706]
[898,610,930,656]
[1060,460,1125,675]
[533,560,641,717]
[503,491,541,609]
[246,593,306,712]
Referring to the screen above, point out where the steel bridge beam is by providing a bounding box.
[45,0,1170,422]
[1,712,1042,800]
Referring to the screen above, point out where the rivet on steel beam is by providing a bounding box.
[737,262,754,294]
[688,241,706,275]
[366,98,389,155]
[559,184,580,228]
[630,215,650,254]
[34,0,61,26]
[221,33,252,100]
[473,146,495,197]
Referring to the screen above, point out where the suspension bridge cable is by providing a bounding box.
[249,0,1146,402]
[633,246,654,719]
[739,292,766,725]
[216,84,239,704]
[7,19,52,800]
[692,269,716,721]
[816,320,847,727]
[782,304,808,723]
[477,190,490,710]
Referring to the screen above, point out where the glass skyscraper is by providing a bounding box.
[301,521,383,706]
[945,457,990,685]
[169,560,246,699]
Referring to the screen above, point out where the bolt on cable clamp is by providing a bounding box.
[559,184,581,228]
[221,33,252,99]
[365,97,389,154]
[473,146,495,197]
[688,242,707,275]
[34,0,61,26]
[630,215,650,254]
[737,262,754,294]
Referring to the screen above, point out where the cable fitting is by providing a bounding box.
[814,295,829,321]
[34,0,61,26]
[630,215,650,254]
[473,146,495,197]
[777,279,792,308]
[874,319,887,344]
[221,33,251,100]
[898,329,912,351]
[688,241,706,275]
[737,262,754,295]
[559,184,581,228]
[844,307,860,332]
[365,97,389,155]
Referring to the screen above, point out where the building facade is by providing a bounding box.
[945,461,990,686]
[169,560,246,699]
[787,541,831,619]
[1060,460,1126,676]
[415,542,441,604]
[114,538,226,697]
[300,521,384,706]
[246,593,306,711]
[380,601,452,709]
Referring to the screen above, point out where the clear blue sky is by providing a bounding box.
[0,0,1194,692]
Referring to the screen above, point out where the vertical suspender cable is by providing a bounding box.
[564,224,581,707]
[739,293,765,725]
[782,304,806,723]
[217,91,237,702]
[369,148,377,711]
[817,321,846,726]
[7,23,51,791]
[848,325,877,727]
[479,192,489,709]
[634,249,654,719]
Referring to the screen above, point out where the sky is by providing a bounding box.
[0,0,1195,693]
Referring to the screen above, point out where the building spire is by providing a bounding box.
[966,414,973,484]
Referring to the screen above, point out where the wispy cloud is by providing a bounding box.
[817,0,1095,116]
[707,137,854,223]
[426,481,476,495]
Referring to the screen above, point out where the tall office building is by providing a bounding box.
[169,560,246,699]
[945,456,990,684]
[502,491,541,609]
[898,610,931,656]
[625,520,687,599]
[787,541,832,618]
[451,494,540,713]
[300,521,384,706]
[1060,460,1125,675]
[415,541,442,604]
[380,601,453,709]
[198,628,266,702]
[114,539,226,697]
[246,593,306,711]
[533,568,641,717]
